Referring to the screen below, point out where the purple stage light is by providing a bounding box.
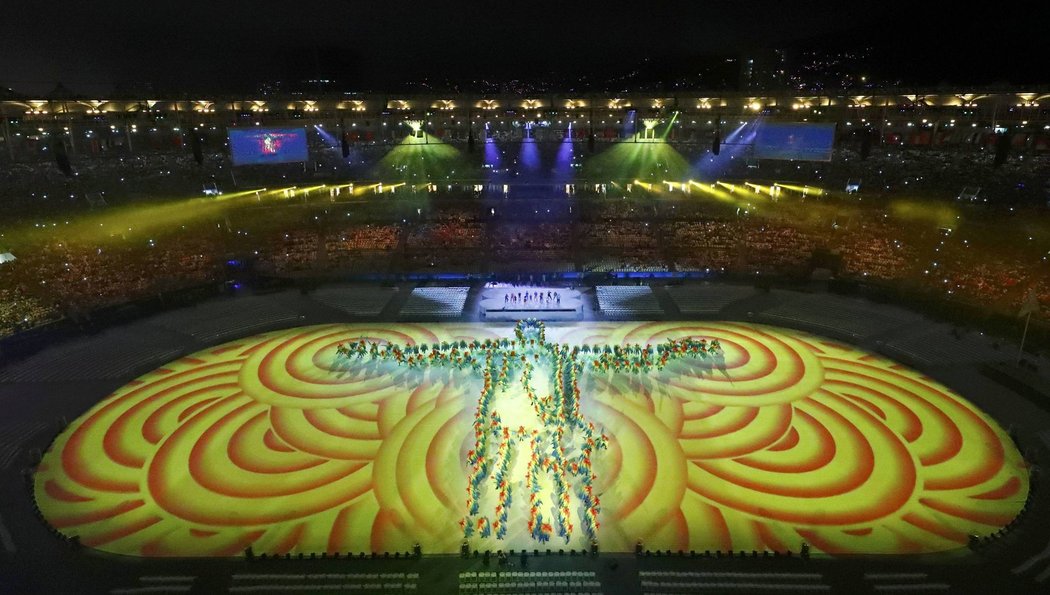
[695,120,758,180]
[517,122,541,177]
[313,124,339,148]
[622,110,637,138]
[554,122,575,182]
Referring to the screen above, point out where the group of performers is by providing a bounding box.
[334,319,720,548]
[505,290,562,308]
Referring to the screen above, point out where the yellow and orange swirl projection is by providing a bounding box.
[34,322,1029,556]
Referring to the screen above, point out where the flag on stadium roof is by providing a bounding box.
[1019,289,1040,318]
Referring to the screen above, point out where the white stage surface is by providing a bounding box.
[479,286,583,321]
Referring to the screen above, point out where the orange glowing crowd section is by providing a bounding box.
[34,322,1029,557]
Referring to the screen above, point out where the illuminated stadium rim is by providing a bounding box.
[6,88,1045,116]
[33,322,1028,558]
[198,180,823,191]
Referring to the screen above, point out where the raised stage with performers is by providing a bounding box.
[479,283,584,321]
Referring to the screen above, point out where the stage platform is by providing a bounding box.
[479,285,583,321]
[32,321,1028,559]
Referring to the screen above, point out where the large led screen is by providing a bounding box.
[229,128,309,166]
[754,122,836,162]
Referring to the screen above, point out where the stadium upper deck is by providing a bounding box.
[4,88,1049,121]
[2,88,1049,158]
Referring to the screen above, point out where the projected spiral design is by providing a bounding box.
[35,322,1028,557]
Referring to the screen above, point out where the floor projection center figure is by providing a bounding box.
[336,318,722,546]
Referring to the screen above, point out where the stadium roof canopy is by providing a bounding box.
[0,252,17,264]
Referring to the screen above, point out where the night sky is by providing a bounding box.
[1,2,1045,95]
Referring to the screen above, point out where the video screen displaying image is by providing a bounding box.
[754,122,836,162]
[229,128,309,166]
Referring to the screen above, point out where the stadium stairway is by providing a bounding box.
[596,286,664,319]
[638,570,829,593]
[459,570,601,594]
[649,286,682,317]
[400,287,471,319]
[148,295,302,344]
[226,572,420,593]
[0,326,189,383]
[309,285,399,317]
[664,284,759,316]
[756,292,919,341]
[884,324,1013,367]
[0,420,49,470]
[462,285,486,318]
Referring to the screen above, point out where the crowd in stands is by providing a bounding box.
[323,225,400,269]
[265,231,319,274]
[2,196,1047,338]
[583,255,667,273]
[835,220,921,281]
[665,221,737,249]
[741,225,818,272]
[406,219,485,249]
[0,234,223,333]
[577,222,657,250]
[2,142,1049,339]
[0,288,58,337]
[492,224,571,251]
[824,149,1050,204]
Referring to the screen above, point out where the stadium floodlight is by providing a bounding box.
[374,133,465,182]
[744,182,778,197]
[202,182,222,196]
[688,180,738,205]
[404,120,425,139]
[641,118,660,141]
[777,183,825,196]
[582,138,690,183]
[957,187,981,202]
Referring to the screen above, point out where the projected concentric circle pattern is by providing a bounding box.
[34,323,1028,557]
